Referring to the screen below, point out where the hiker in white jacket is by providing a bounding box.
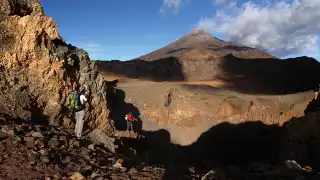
[74,86,87,139]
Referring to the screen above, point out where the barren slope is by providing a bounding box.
[137,29,276,60]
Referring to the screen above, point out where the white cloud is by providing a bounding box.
[198,0,320,58]
[160,0,183,14]
[213,0,237,6]
[87,44,101,48]
[72,42,105,58]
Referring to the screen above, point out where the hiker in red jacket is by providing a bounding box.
[125,112,137,131]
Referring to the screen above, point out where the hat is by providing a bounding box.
[79,86,85,93]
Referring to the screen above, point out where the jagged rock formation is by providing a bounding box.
[0,0,113,133]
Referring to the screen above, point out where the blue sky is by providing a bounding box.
[41,0,320,61]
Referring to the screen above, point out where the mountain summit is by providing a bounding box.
[137,29,275,61]
[185,28,216,40]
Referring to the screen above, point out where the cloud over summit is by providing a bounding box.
[198,0,320,58]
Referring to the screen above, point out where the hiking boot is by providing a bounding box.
[76,136,85,140]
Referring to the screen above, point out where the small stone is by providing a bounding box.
[82,165,92,171]
[40,156,50,163]
[128,167,138,174]
[7,130,14,136]
[53,174,61,179]
[69,139,80,147]
[61,156,71,164]
[201,170,215,180]
[31,132,44,138]
[48,136,59,148]
[88,144,95,150]
[95,177,104,180]
[24,137,34,148]
[120,167,127,172]
[116,158,124,164]
[16,137,22,142]
[34,139,44,148]
[59,136,68,146]
[113,162,122,169]
[28,154,37,165]
[1,126,9,133]
[39,149,46,155]
[284,160,302,170]
[91,172,99,178]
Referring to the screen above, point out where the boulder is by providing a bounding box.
[87,129,115,153]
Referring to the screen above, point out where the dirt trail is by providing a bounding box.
[103,75,227,87]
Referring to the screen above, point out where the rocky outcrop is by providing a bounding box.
[0,0,112,133]
[280,97,320,170]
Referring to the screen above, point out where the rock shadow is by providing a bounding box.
[135,121,284,179]
[118,115,320,179]
[106,80,142,132]
[95,56,185,82]
[218,54,320,95]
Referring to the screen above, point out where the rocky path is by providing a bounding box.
[0,121,164,180]
[1,119,320,179]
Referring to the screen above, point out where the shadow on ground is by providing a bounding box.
[106,79,320,179]
[106,80,142,132]
[130,121,284,179]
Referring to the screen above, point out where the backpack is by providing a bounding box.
[125,114,135,122]
[69,92,84,111]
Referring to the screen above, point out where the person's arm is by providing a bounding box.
[80,95,88,105]
[82,95,88,102]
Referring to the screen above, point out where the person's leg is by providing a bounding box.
[75,112,79,136]
[77,110,85,138]
[126,121,130,131]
